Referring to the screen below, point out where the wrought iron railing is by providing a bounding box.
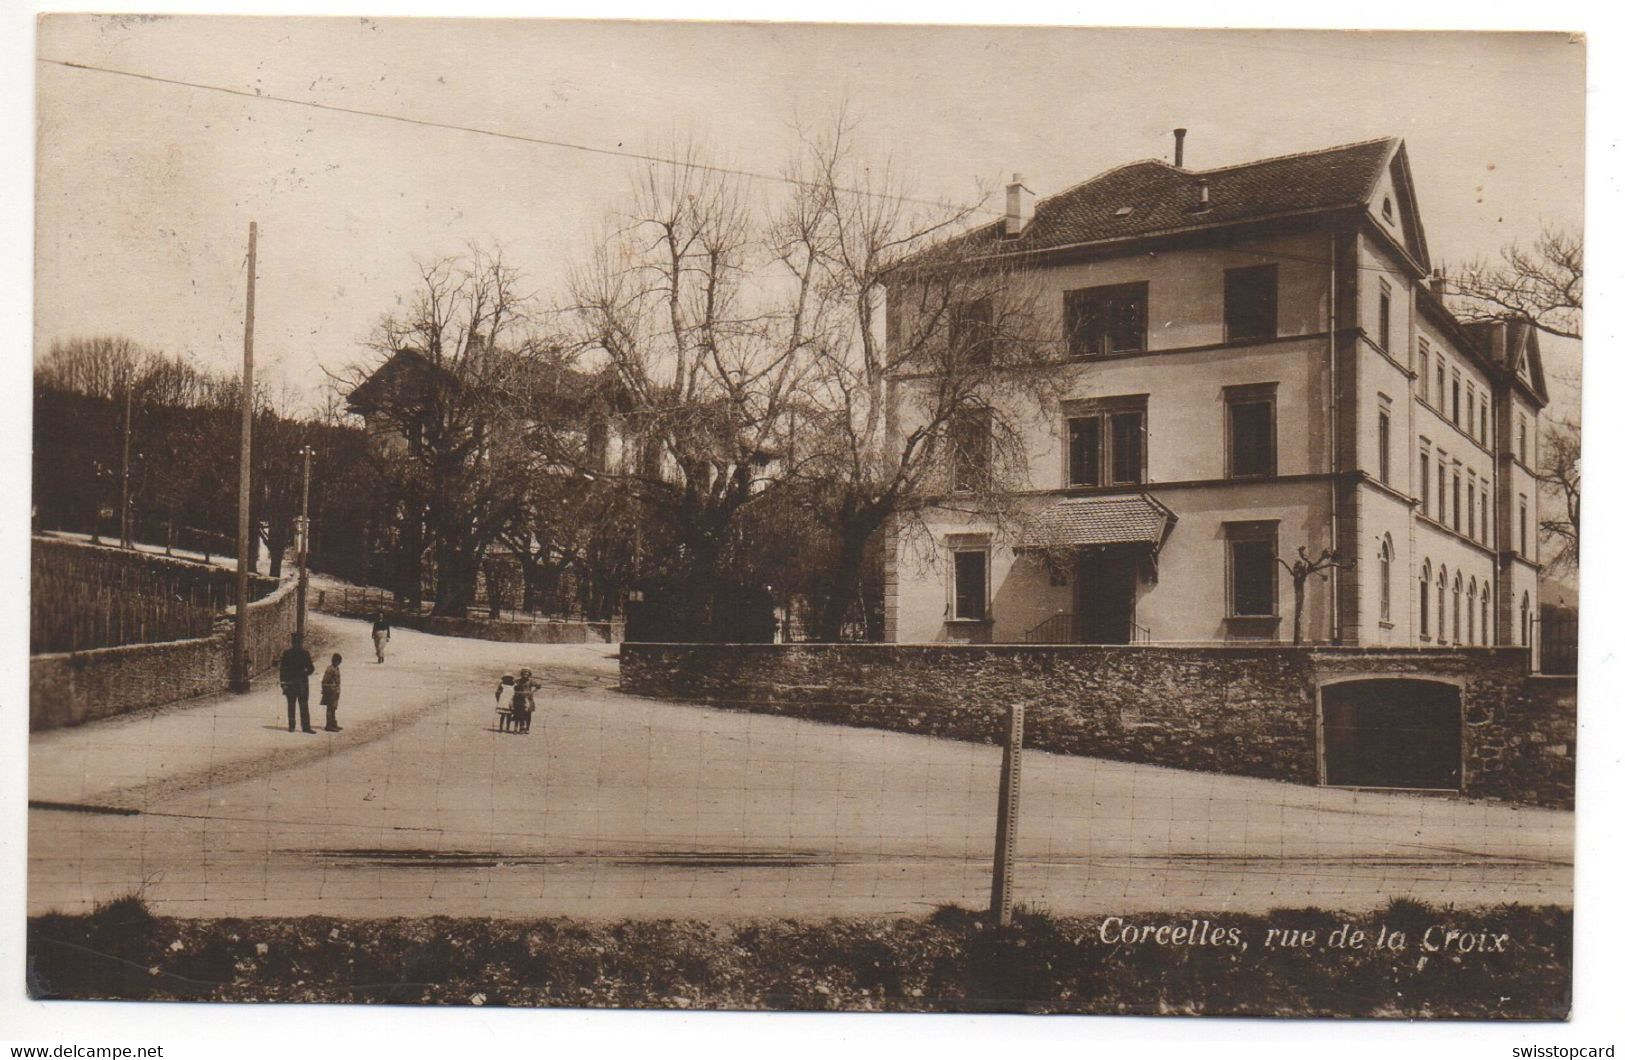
[1022,611,1077,644]
[1021,611,1152,645]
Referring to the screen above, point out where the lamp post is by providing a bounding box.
[295,444,313,643]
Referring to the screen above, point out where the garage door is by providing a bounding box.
[1320,679,1462,791]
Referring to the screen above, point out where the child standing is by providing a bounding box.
[320,653,343,732]
[512,668,538,735]
[494,674,515,732]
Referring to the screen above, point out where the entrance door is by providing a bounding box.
[1320,679,1462,790]
[1074,550,1137,644]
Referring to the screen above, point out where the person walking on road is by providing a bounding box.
[279,632,317,733]
[320,653,344,732]
[371,613,391,663]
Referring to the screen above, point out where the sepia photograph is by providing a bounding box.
[15,13,1586,1029]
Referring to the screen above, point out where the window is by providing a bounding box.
[1467,579,1477,644]
[1452,467,1462,532]
[950,298,995,365]
[1419,560,1432,638]
[1482,589,1491,646]
[1226,521,1278,618]
[1437,453,1447,523]
[1480,396,1490,445]
[1377,408,1392,484]
[1419,341,1430,404]
[1519,496,1529,556]
[1065,282,1148,357]
[949,407,992,492]
[1466,383,1476,434]
[1518,414,1529,464]
[1224,265,1278,343]
[1451,371,1461,427]
[1436,362,1446,412]
[1065,397,1147,487]
[1067,416,1100,487]
[1481,492,1490,546]
[1111,410,1145,485]
[1521,593,1531,646]
[951,547,989,621]
[1438,567,1449,644]
[1382,196,1395,222]
[1379,536,1393,623]
[1419,445,1432,512]
[1467,477,1476,539]
[1378,281,1393,351]
[1225,383,1276,478]
[1452,573,1463,644]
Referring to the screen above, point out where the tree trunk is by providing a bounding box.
[1292,577,1306,646]
[813,521,874,643]
[266,519,288,579]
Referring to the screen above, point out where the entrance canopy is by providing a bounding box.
[1017,494,1177,555]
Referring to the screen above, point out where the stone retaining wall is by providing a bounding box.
[619,643,1574,808]
[29,579,300,730]
[326,607,621,645]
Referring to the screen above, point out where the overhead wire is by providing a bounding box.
[40,55,1495,289]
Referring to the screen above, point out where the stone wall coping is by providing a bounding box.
[623,642,1527,657]
[32,575,297,663]
[33,534,279,596]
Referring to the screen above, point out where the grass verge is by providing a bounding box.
[27,898,1569,1018]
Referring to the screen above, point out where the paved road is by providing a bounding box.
[28,613,1573,919]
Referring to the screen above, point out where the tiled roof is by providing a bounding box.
[948,137,1398,259]
[1021,494,1176,551]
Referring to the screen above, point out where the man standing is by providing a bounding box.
[279,632,317,733]
[371,613,391,664]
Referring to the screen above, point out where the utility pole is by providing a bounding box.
[231,221,257,692]
[295,444,313,643]
[119,373,133,549]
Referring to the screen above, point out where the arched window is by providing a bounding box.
[1438,567,1449,645]
[1419,561,1432,637]
[1452,573,1463,644]
[1467,579,1477,644]
[1482,588,1491,646]
[1379,537,1392,623]
[1521,592,1531,646]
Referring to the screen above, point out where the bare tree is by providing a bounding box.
[1538,416,1580,573]
[1277,546,1353,646]
[552,140,816,637]
[780,117,1064,639]
[348,246,538,615]
[1451,227,1583,341]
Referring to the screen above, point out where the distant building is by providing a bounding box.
[885,135,1548,646]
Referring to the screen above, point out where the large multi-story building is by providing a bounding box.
[885,135,1548,647]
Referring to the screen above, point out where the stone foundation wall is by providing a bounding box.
[29,579,300,730]
[399,614,622,645]
[619,643,1573,808]
[322,605,622,645]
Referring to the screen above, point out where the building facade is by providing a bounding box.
[885,136,1547,647]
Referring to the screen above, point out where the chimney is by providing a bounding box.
[1429,269,1448,297]
[1005,174,1034,236]
[1174,128,1187,168]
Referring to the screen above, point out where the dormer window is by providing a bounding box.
[1113,205,1135,217]
[1382,196,1395,223]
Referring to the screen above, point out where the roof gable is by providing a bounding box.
[1366,141,1431,272]
[1458,319,1550,406]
